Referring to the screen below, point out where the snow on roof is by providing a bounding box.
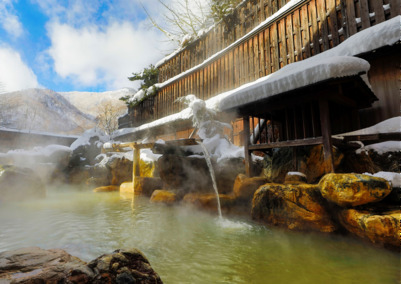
[356,141,400,155]
[0,126,79,139]
[219,56,370,111]
[115,17,400,139]
[336,117,401,137]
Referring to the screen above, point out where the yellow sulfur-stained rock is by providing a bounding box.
[252,183,336,233]
[150,190,177,205]
[182,193,235,213]
[139,159,158,178]
[232,174,268,201]
[338,208,400,249]
[134,177,163,196]
[120,181,135,194]
[319,173,391,207]
[299,145,343,183]
[93,185,119,193]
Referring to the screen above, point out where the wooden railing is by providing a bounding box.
[131,0,398,125]
[158,0,295,82]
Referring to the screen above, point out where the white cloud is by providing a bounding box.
[0,0,23,38]
[47,20,174,90]
[0,45,40,92]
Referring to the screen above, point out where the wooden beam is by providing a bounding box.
[319,99,335,173]
[248,137,323,150]
[243,116,252,177]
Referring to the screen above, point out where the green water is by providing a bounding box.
[0,188,399,283]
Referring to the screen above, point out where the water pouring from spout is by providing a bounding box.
[197,141,222,219]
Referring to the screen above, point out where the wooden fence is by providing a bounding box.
[131,0,399,126]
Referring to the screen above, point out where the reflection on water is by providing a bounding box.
[0,187,399,284]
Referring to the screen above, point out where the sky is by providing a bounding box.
[0,0,178,93]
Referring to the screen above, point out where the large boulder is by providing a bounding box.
[0,247,91,283]
[262,145,343,184]
[338,208,400,249]
[150,190,177,205]
[252,183,336,233]
[182,193,235,213]
[135,177,163,196]
[298,145,343,183]
[93,185,119,193]
[0,165,45,202]
[158,155,248,195]
[158,155,211,192]
[107,155,133,186]
[232,174,268,201]
[319,173,392,207]
[0,247,163,283]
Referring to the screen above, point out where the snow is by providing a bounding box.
[116,16,400,143]
[287,171,307,178]
[219,56,369,111]
[70,128,109,151]
[363,171,401,188]
[156,3,399,91]
[337,117,401,137]
[60,88,129,117]
[1,144,72,159]
[356,141,400,155]
[155,0,306,79]
[0,126,79,139]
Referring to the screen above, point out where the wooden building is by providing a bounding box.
[118,0,400,174]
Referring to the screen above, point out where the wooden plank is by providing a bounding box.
[299,4,311,59]
[248,39,254,82]
[317,0,330,51]
[270,23,280,72]
[239,43,245,85]
[234,47,240,87]
[319,99,334,173]
[278,19,288,67]
[345,0,357,36]
[370,0,386,23]
[292,9,303,61]
[258,32,266,76]
[309,0,321,54]
[260,0,266,21]
[286,14,295,63]
[217,58,222,94]
[248,137,324,150]
[327,0,340,46]
[253,36,259,80]
[225,53,230,92]
[264,29,272,74]
[243,116,252,177]
[244,41,249,83]
[359,0,371,30]
[200,69,204,100]
[389,0,400,18]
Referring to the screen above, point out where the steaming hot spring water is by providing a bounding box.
[0,187,398,283]
[1,99,399,282]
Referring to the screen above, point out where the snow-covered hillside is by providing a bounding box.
[0,88,128,135]
[60,88,131,117]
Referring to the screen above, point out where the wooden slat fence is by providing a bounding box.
[131,0,398,125]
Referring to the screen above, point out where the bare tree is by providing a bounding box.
[95,101,126,140]
[143,0,242,47]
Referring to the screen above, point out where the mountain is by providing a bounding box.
[60,88,132,117]
[0,88,130,135]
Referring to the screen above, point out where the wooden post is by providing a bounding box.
[243,116,252,177]
[319,99,335,173]
[133,143,141,194]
